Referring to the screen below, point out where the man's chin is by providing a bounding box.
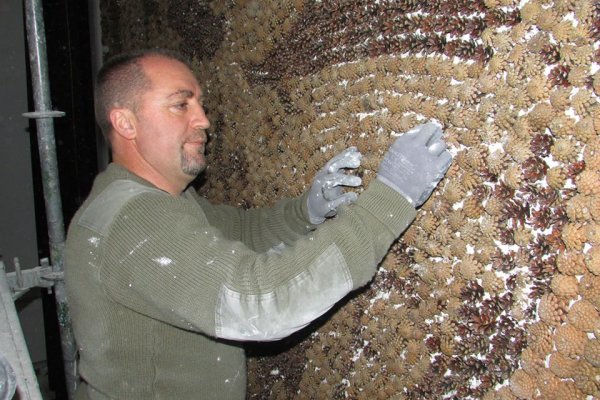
[181,154,207,176]
[183,164,206,177]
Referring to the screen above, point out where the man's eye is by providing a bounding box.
[174,102,188,110]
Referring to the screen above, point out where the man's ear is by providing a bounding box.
[109,108,136,140]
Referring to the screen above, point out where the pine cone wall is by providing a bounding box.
[100,0,600,398]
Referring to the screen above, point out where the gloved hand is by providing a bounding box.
[377,123,452,207]
[307,147,363,224]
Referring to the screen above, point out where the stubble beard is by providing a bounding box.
[181,146,206,177]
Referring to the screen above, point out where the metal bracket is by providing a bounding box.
[22,110,65,119]
[6,258,58,301]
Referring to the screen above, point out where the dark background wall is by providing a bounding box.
[0,0,45,387]
[1,0,99,398]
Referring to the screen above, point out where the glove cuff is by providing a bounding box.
[355,180,417,237]
[307,208,326,225]
[286,191,319,232]
[375,175,415,206]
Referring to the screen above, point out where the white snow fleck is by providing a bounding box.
[128,238,149,255]
[154,256,173,266]
[267,242,286,255]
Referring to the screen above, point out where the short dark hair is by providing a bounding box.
[94,48,192,138]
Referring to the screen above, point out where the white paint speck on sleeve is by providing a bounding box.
[153,256,174,266]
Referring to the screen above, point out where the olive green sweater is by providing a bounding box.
[65,163,416,399]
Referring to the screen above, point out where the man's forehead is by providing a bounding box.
[141,56,202,94]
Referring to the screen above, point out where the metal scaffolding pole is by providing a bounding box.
[23,0,77,398]
[0,260,44,400]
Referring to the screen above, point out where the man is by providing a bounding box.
[64,48,452,399]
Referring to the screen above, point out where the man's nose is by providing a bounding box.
[191,103,210,130]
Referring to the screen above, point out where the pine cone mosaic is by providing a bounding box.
[100,0,600,398]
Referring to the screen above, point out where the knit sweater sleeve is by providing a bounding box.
[99,180,415,341]
[184,189,315,253]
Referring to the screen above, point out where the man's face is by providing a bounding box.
[132,56,210,188]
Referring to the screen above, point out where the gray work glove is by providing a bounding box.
[377,123,452,207]
[307,147,363,224]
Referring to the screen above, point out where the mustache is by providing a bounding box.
[185,130,207,143]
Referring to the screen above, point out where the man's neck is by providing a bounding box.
[111,155,185,195]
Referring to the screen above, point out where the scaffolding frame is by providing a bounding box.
[0,0,78,398]
[0,260,44,400]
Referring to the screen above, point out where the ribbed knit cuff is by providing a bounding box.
[355,180,417,237]
[283,191,317,234]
